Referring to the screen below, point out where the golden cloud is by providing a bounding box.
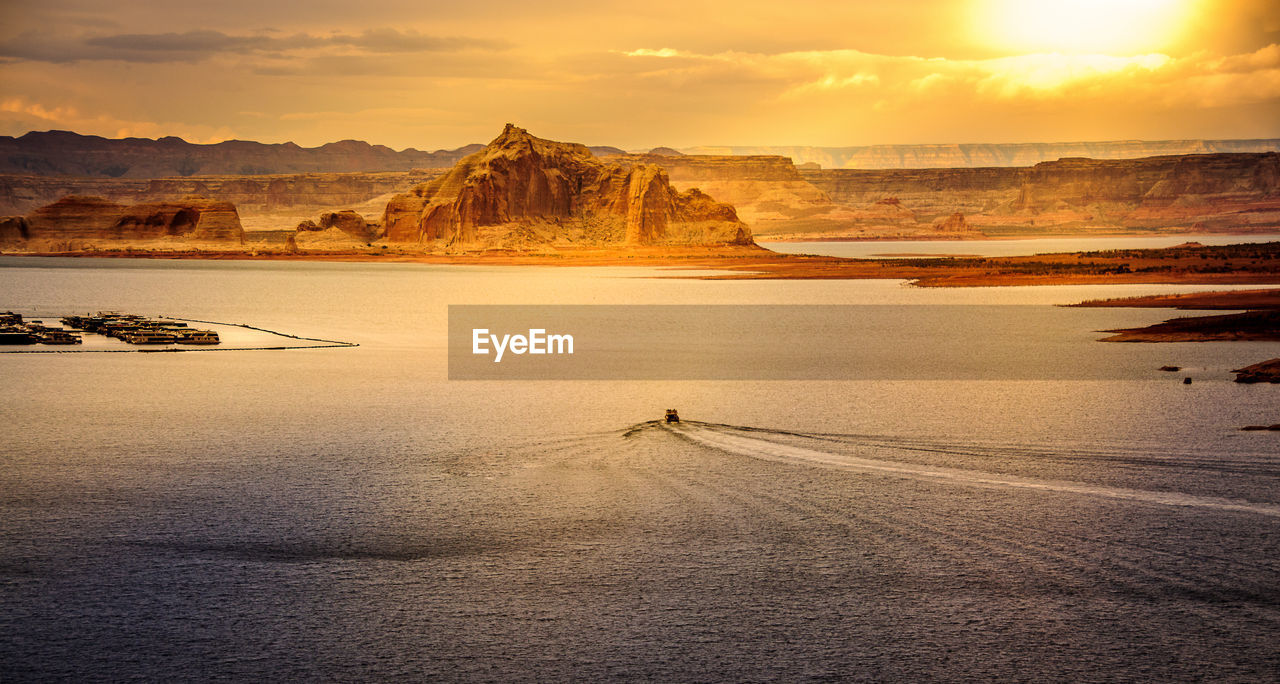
[618,45,1280,110]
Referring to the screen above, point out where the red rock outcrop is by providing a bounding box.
[933,212,970,232]
[381,125,751,248]
[0,216,29,242]
[21,195,244,242]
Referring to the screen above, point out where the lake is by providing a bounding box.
[2,256,1278,680]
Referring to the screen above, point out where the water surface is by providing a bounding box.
[2,257,1277,680]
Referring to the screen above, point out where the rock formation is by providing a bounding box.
[315,210,378,241]
[6,132,1275,242]
[0,216,29,242]
[381,125,751,248]
[0,171,433,235]
[1234,358,1280,384]
[17,195,244,243]
[797,152,1280,238]
[683,139,1280,169]
[602,152,838,233]
[289,209,380,248]
[933,212,970,232]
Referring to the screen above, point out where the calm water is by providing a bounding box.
[2,257,1278,680]
[763,233,1280,258]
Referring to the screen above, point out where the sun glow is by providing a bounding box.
[975,0,1197,55]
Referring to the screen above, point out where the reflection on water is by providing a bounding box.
[1,257,1278,680]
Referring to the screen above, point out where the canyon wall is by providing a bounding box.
[5,132,1275,244]
[0,171,440,232]
[790,152,1280,238]
[684,139,1280,169]
[9,195,245,245]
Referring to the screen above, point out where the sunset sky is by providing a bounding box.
[1,0,1277,150]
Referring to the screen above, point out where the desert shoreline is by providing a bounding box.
[6,240,1280,288]
[756,229,1280,243]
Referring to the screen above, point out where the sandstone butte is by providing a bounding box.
[2,195,245,245]
[379,124,752,249]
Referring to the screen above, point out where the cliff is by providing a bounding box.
[792,152,1280,238]
[381,125,751,248]
[600,153,837,232]
[1,173,377,215]
[683,139,1280,169]
[1012,153,1280,207]
[0,171,438,234]
[0,130,477,178]
[14,195,244,244]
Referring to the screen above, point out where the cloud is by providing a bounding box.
[618,44,1280,110]
[0,28,508,64]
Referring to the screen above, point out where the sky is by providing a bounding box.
[0,0,1277,150]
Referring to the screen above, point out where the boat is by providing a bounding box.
[174,329,220,345]
[36,328,82,345]
[0,328,36,345]
[665,409,680,423]
[123,330,177,344]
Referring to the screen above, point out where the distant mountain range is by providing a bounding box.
[2,129,1279,177]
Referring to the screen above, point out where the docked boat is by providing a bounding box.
[175,329,220,345]
[123,330,177,344]
[0,328,37,345]
[37,329,83,345]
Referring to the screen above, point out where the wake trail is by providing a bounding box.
[666,422,1280,518]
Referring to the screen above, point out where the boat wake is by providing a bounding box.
[658,420,1280,518]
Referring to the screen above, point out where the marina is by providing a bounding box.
[0,300,359,354]
[58,312,220,346]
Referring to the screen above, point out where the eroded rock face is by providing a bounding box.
[793,152,1280,237]
[317,210,378,241]
[1014,153,1280,208]
[933,213,970,232]
[682,139,1280,169]
[22,195,244,242]
[382,125,751,247]
[0,216,29,242]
